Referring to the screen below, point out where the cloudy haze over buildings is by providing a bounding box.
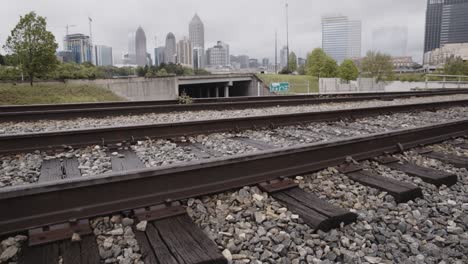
[0,0,427,63]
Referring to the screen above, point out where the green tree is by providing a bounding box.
[361,51,394,81]
[4,12,58,86]
[289,52,298,72]
[338,59,359,81]
[0,54,4,65]
[444,56,468,76]
[305,48,338,78]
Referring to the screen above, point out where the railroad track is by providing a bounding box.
[0,99,467,263]
[1,89,468,121]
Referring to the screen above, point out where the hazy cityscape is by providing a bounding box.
[3,0,467,73]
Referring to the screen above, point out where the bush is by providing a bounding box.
[177,91,193,105]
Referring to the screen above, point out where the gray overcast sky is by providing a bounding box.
[0,0,427,63]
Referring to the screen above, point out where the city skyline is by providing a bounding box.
[0,0,427,63]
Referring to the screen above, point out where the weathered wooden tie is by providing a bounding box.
[416,148,468,168]
[110,149,146,172]
[375,156,457,187]
[337,163,423,203]
[19,235,100,264]
[39,158,81,182]
[259,179,357,231]
[133,204,227,264]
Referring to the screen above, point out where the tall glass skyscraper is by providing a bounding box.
[322,15,361,63]
[189,14,205,68]
[94,45,113,66]
[135,26,148,66]
[424,0,468,53]
[165,33,177,64]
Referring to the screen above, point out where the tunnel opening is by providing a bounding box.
[178,81,252,98]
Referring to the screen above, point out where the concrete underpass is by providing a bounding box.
[179,81,252,98]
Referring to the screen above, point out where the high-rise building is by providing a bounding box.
[64,33,93,64]
[280,46,288,69]
[154,47,165,66]
[372,26,408,57]
[322,15,362,63]
[189,14,205,68]
[165,33,177,64]
[424,0,468,54]
[262,58,270,67]
[424,0,468,52]
[177,37,193,67]
[94,45,113,66]
[249,58,259,69]
[206,41,230,67]
[135,26,148,66]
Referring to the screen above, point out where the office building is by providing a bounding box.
[238,55,249,69]
[126,32,136,65]
[322,15,362,63]
[135,26,148,66]
[56,50,74,63]
[94,45,113,66]
[424,0,468,54]
[249,58,259,69]
[177,37,193,67]
[372,26,408,56]
[262,58,269,67]
[154,47,165,66]
[206,41,230,67]
[189,14,205,67]
[63,33,93,64]
[165,33,177,64]
[424,43,468,66]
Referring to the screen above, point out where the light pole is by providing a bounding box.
[285,2,289,73]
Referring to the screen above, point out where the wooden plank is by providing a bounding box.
[423,151,468,168]
[110,149,146,172]
[60,240,81,264]
[145,223,179,264]
[39,159,63,183]
[175,215,227,264]
[19,243,59,264]
[272,188,357,231]
[154,216,225,264]
[233,137,276,150]
[134,229,160,264]
[62,158,81,179]
[78,235,101,264]
[384,161,457,187]
[346,170,423,203]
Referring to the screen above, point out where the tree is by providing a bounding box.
[289,52,297,72]
[4,12,58,86]
[0,54,4,65]
[305,48,338,78]
[444,56,468,76]
[361,51,394,82]
[338,59,359,81]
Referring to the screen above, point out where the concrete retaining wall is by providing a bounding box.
[384,81,468,92]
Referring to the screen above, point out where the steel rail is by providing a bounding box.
[1,99,468,154]
[1,90,468,121]
[0,119,467,236]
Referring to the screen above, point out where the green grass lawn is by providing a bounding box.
[0,83,124,105]
[257,74,319,94]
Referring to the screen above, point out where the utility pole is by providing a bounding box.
[285,2,289,73]
[275,30,278,74]
[88,17,94,64]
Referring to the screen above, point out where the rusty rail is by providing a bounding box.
[1,89,468,121]
[0,119,467,236]
[1,99,468,154]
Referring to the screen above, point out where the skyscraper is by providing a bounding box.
[154,47,165,67]
[280,46,288,69]
[322,15,362,63]
[177,37,193,67]
[424,0,468,54]
[189,14,205,68]
[372,27,408,56]
[94,45,113,66]
[206,41,230,67]
[165,32,177,64]
[64,33,93,64]
[135,26,147,66]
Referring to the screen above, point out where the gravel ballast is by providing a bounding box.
[1,94,468,135]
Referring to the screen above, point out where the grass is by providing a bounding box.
[257,74,319,94]
[0,83,124,105]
